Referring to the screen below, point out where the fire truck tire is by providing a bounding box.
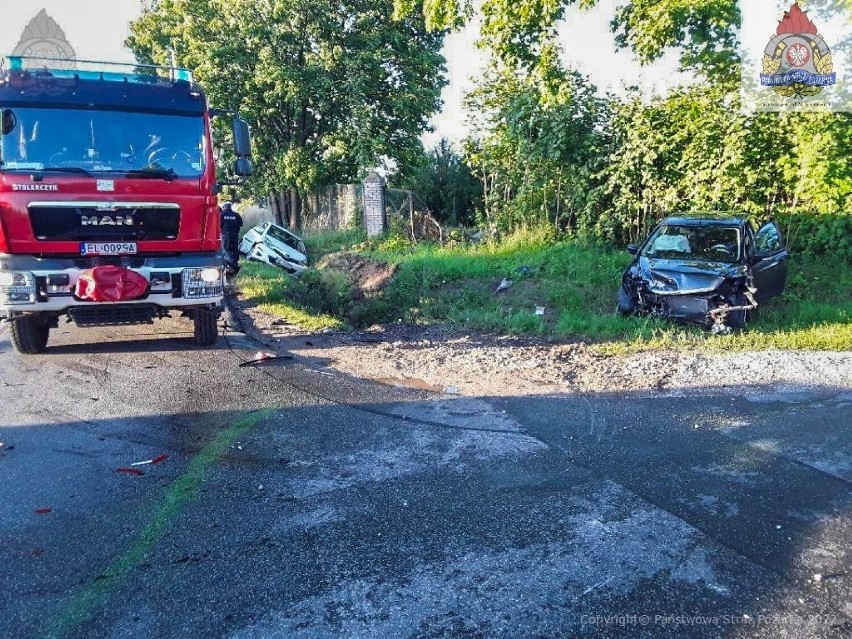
[193,309,218,345]
[10,315,50,354]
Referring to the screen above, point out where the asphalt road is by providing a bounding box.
[0,317,849,639]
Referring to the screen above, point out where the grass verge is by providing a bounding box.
[237,228,852,352]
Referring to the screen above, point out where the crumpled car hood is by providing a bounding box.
[637,257,747,295]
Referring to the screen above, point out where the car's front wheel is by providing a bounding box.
[616,285,637,315]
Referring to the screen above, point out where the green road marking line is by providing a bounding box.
[42,408,275,639]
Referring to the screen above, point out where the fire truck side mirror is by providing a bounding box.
[234,158,253,177]
[232,118,252,158]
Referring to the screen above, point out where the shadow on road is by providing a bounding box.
[1,371,849,638]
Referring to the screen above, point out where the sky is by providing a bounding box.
[1,0,685,144]
[0,0,138,64]
[428,0,687,144]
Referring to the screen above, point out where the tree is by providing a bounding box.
[462,48,608,235]
[129,0,446,228]
[394,0,851,246]
[401,139,481,225]
[397,1,741,79]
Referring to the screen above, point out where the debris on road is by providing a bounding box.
[115,467,145,476]
[582,575,614,596]
[34,507,52,515]
[305,368,335,377]
[130,454,170,466]
[495,278,513,293]
[239,351,293,367]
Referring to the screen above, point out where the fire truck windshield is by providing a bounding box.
[0,107,205,177]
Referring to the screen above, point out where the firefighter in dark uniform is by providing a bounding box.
[220,201,243,271]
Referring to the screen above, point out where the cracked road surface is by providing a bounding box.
[0,320,850,638]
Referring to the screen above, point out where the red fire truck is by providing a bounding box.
[0,56,252,353]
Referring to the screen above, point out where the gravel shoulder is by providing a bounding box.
[229,296,852,397]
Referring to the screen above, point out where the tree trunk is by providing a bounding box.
[270,191,285,227]
[289,189,302,230]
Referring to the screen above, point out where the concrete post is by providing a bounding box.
[362,171,386,237]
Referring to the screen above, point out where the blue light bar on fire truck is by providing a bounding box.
[2,56,194,85]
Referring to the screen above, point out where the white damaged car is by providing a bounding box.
[239,222,309,275]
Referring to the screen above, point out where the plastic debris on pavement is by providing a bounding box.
[130,454,170,466]
[239,351,292,367]
[115,467,145,476]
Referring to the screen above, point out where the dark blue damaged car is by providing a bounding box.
[617,215,789,331]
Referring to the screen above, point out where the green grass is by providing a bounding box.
[303,227,367,258]
[237,228,852,352]
[237,261,344,331]
[235,228,368,330]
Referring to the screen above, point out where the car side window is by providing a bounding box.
[754,222,783,254]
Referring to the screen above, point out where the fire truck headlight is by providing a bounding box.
[0,271,36,305]
[182,267,223,299]
[200,267,222,283]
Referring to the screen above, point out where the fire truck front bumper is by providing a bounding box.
[0,253,225,317]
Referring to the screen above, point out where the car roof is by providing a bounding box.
[661,214,747,227]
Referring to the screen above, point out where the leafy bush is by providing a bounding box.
[778,212,852,261]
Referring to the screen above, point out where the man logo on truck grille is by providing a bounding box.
[81,215,135,226]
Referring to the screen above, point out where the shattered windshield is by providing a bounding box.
[0,106,205,177]
[641,224,741,263]
[266,225,306,254]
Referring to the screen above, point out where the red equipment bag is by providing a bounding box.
[75,266,149,302]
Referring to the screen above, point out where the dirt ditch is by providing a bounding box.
[315,251,398,297]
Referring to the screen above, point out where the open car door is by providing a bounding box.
[750,221,788,301]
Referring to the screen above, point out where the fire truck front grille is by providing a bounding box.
[68,304,158,327]
[29,204,180,242]
[73,256,146,269]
